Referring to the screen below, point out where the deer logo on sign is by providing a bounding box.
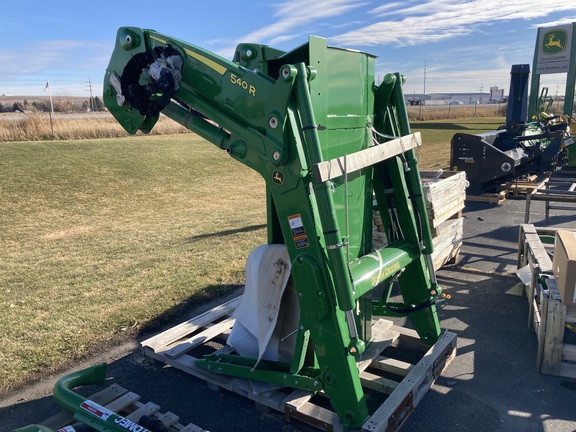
[543,30,567,54]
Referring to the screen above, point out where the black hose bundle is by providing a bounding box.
[121,46,181,117]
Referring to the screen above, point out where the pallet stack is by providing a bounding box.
[373,170,465,270]
[421,170,466,270]
[517,224,576,378]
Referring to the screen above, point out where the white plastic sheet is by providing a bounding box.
[228,244,299,367]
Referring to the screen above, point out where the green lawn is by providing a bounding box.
[0,134,267,393]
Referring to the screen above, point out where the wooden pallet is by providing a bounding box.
[420,170,466,237]
[430,217,462,270]
[141,297,457,432]
[517,224,576,378]
[466,190,507,204]
[500,175,540,196]
[40,382,206,431]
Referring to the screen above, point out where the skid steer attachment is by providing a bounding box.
[451,64,573,195]
[102,27,445,429]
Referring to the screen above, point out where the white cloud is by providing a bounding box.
[217,0,367,57]
[333,0,576,47]
[533,17,576,28]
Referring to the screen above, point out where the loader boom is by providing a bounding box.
[103,27,442,429]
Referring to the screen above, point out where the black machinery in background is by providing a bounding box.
[450,64,573,195]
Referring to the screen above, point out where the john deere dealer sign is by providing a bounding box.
[536,24,573,74]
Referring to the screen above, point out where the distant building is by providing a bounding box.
[489,86,505,103]
[405,91,504,105]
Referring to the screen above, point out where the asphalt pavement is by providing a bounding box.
[2,191,576,432]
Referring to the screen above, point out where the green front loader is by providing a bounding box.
[98,27,443,429]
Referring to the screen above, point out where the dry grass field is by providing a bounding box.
[0,112,189,141]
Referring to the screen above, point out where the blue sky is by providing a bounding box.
[2,1,576,98]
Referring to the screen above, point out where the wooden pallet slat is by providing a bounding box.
[163,316,236,359]
[360,370,399,394]
[371,357,414,377]
[362,331,457,432]
[143,297,241,352]
[105,391,141,413]
[125,401,161,422]
[466,190,507,203]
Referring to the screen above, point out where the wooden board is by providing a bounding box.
[141,296,457,432]
[466,190,507,203]
[313,133,421,182]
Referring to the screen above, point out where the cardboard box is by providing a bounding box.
[553,229,576,306]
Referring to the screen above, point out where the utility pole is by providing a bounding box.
[86,78,94,111]
[423,59,427,98]
[419,60,427,118]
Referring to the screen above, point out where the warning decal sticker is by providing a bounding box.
[288,214,309,248]
[80,400,113,420]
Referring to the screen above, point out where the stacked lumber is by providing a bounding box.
[373,170,465,270]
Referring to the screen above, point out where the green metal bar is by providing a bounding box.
[391,73,434,255]
[528,27,542,120]
[198,354,323,391]
[349,240,418,298]
[564,23,576,117]
[52,363,108,414]
[373,74,396,131]
[162,101,231,149]
[294,62,356,312]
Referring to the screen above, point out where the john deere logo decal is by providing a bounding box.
[272,170,284,185]
[543,30,567,54]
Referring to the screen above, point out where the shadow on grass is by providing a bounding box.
[180,224,267,244]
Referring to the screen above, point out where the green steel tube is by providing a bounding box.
[349,240,418,299]
[564,23,576,117]
[391,73,434,255]
[51,363,153,432]
[373,74,396,132]
[52,363,108,415]
[14,364,108,432]
[293,63,355,311]
[162,101,231,150]
[528,28,542,120]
